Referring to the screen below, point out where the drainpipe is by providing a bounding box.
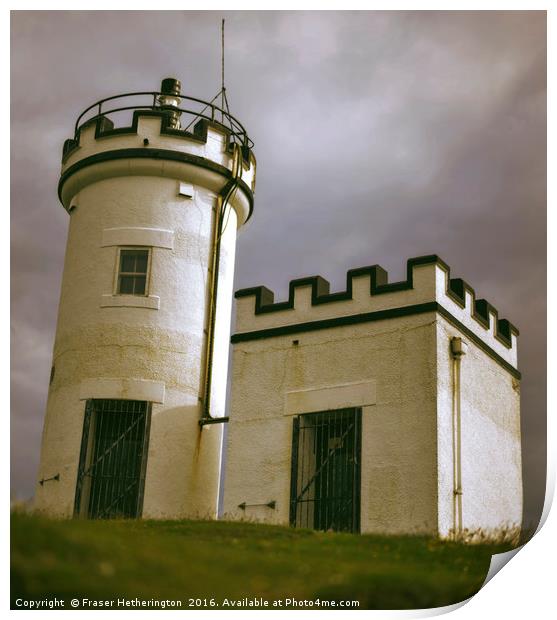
[450,336,467,540]
[199,143,243,427]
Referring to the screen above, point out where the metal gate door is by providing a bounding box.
[289,408,361,533]
[74,399,151,519]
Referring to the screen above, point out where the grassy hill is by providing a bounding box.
[11,512,514,610]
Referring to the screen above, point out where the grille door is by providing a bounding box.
[290,408,361,533]
[74,399,151,519]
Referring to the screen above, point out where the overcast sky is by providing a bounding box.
[11,11,546,528]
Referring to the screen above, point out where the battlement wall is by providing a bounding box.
[59,112,255,214]
[57,113,256,225]
[63,112,255,173]
[232,255,519,371]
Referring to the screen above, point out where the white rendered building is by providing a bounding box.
[35,79,255,519]
[223,256,522,537]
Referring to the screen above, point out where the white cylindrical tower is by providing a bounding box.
[35,78,256,519]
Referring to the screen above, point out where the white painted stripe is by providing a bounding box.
[284,380,376,416]
[100,294,160,309]
[79,378,165,403]
[101,227,174,249]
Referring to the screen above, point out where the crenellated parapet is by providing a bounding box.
[232,255,519,375]
[62,111,255,170]
[58,101,256,224]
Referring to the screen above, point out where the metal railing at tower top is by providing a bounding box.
[73,90,254,150]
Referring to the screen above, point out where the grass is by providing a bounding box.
[11,511,514,610]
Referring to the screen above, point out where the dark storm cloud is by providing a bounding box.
[11,11,546,526]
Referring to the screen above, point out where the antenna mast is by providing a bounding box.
[221,18,225,122]
[182,18,233,134]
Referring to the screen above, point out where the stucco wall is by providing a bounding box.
[436,318,522,537]
[223,313,439,535]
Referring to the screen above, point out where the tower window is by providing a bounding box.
[117,248,150,296]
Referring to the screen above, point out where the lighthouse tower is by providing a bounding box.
[35,78,256,519]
